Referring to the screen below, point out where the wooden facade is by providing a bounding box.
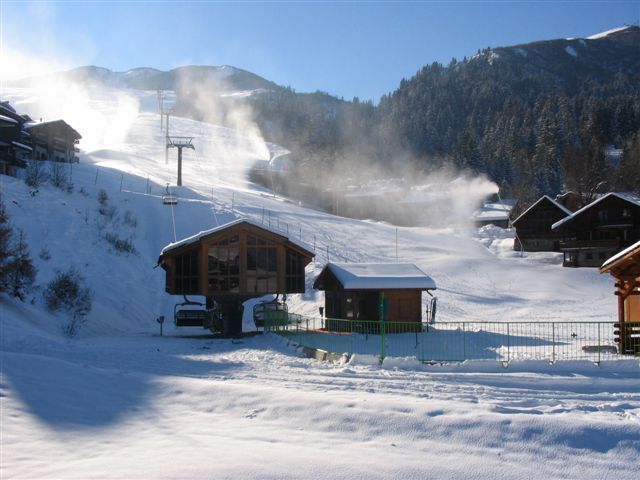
[26,120,81,163]
[552,193,640,267]
[599,241,640,355]
[313,263,436,333]
[159,219,314,299]
[0,102,32,176]
[512,196,571,252]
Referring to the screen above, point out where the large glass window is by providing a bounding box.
[208,235,240,293]
[175,249,199,293]
[246,235,278,293]
[285,250,305,292]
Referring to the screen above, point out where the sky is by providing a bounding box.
[1,1,638,102]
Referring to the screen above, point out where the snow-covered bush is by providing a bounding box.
[104,232,136,254]
[123,210,137,228]
[24,159,48,189]
[97,189,117,219]
[50,161,73,192]
[43,268,92,337]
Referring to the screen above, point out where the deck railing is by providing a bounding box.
[264,314,638,363]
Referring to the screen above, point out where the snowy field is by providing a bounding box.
[1,84,639,479]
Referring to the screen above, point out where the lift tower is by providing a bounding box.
[166,136,195,186]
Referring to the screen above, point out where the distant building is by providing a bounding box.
[0,102,32,176]
[552,192,640,267]
[471,198,517,228]
[599,241,640,355]
[313,263,437,333]
[25,120,81,163]
[512,195,572,252]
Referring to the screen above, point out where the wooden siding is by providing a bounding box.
[161,222,313,297]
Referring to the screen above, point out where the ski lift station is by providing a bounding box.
[158,218,314,335]
[158,218,438,336]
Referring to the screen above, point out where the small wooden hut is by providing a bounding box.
[158,218,314,335]
[313,263,436,333]
[599,240,640,355]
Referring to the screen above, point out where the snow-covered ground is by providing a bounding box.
[1,85,638,479]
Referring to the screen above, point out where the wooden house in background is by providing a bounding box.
[313,263,437,333]
[599,241,640,355]
[26,120,81,163]
[158,218,314,335]
[471,198,516,228]
[552,193,640,267]
[512,195,572,252]
[0,102,32,176]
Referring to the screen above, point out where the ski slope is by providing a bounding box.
[1,84,638,479]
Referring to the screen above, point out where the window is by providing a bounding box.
[597,210,608,221]
[246,235,278,294]
[175,249,199,293]
[208,235,240,293]
[622,208,631,218]
[286,250,305,292]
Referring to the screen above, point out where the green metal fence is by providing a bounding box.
[264,314,637,363]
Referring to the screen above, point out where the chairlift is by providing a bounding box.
[174,296,208,327]
[253,295,289,329]
[162,183,178,205]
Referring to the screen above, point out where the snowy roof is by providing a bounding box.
[511,195,572,226]
[319,263,436,290]
[11,141,32,152]
[551,192,640,230]
[160,217,314,255]
[0,114,18,124]
[471,200,516,222]
[599,240,640,271]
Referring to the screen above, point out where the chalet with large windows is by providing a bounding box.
[25,120,81,163]
[313,263,437,333]
[599,241,640,355]
[158,218,314,335]
[552,193,640,267]
[512,195,572,252]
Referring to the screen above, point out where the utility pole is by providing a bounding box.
[157,90,165,131]
[166,136,195,186]
[165,113,170,164]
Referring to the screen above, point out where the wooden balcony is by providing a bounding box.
[559,239,620,250]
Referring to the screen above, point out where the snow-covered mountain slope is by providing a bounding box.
[1,85,638,480]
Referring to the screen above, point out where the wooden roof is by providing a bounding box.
[160,218,314,257]
[511,195,572,226]
[599,240,640,276]
[552,192,640,231]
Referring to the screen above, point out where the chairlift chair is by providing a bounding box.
[174,296,208,328]
[162,183,178,205]
[253,295,289,329]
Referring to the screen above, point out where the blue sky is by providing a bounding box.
[1,1,638,102]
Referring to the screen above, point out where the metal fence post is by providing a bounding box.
[380,294,386,363]
[462,322,467,361]
[551,323,556,363]
[506,322,510,363]
[597,322,601,364]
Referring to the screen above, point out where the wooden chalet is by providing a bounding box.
[599,241,640,355]
[25,120,81,163]
[158,218,314,335]
[313,263,436,333]
[471,199,516,228]
[0,102,32,176]
[511,195,572,252]
[552,193,640,267]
